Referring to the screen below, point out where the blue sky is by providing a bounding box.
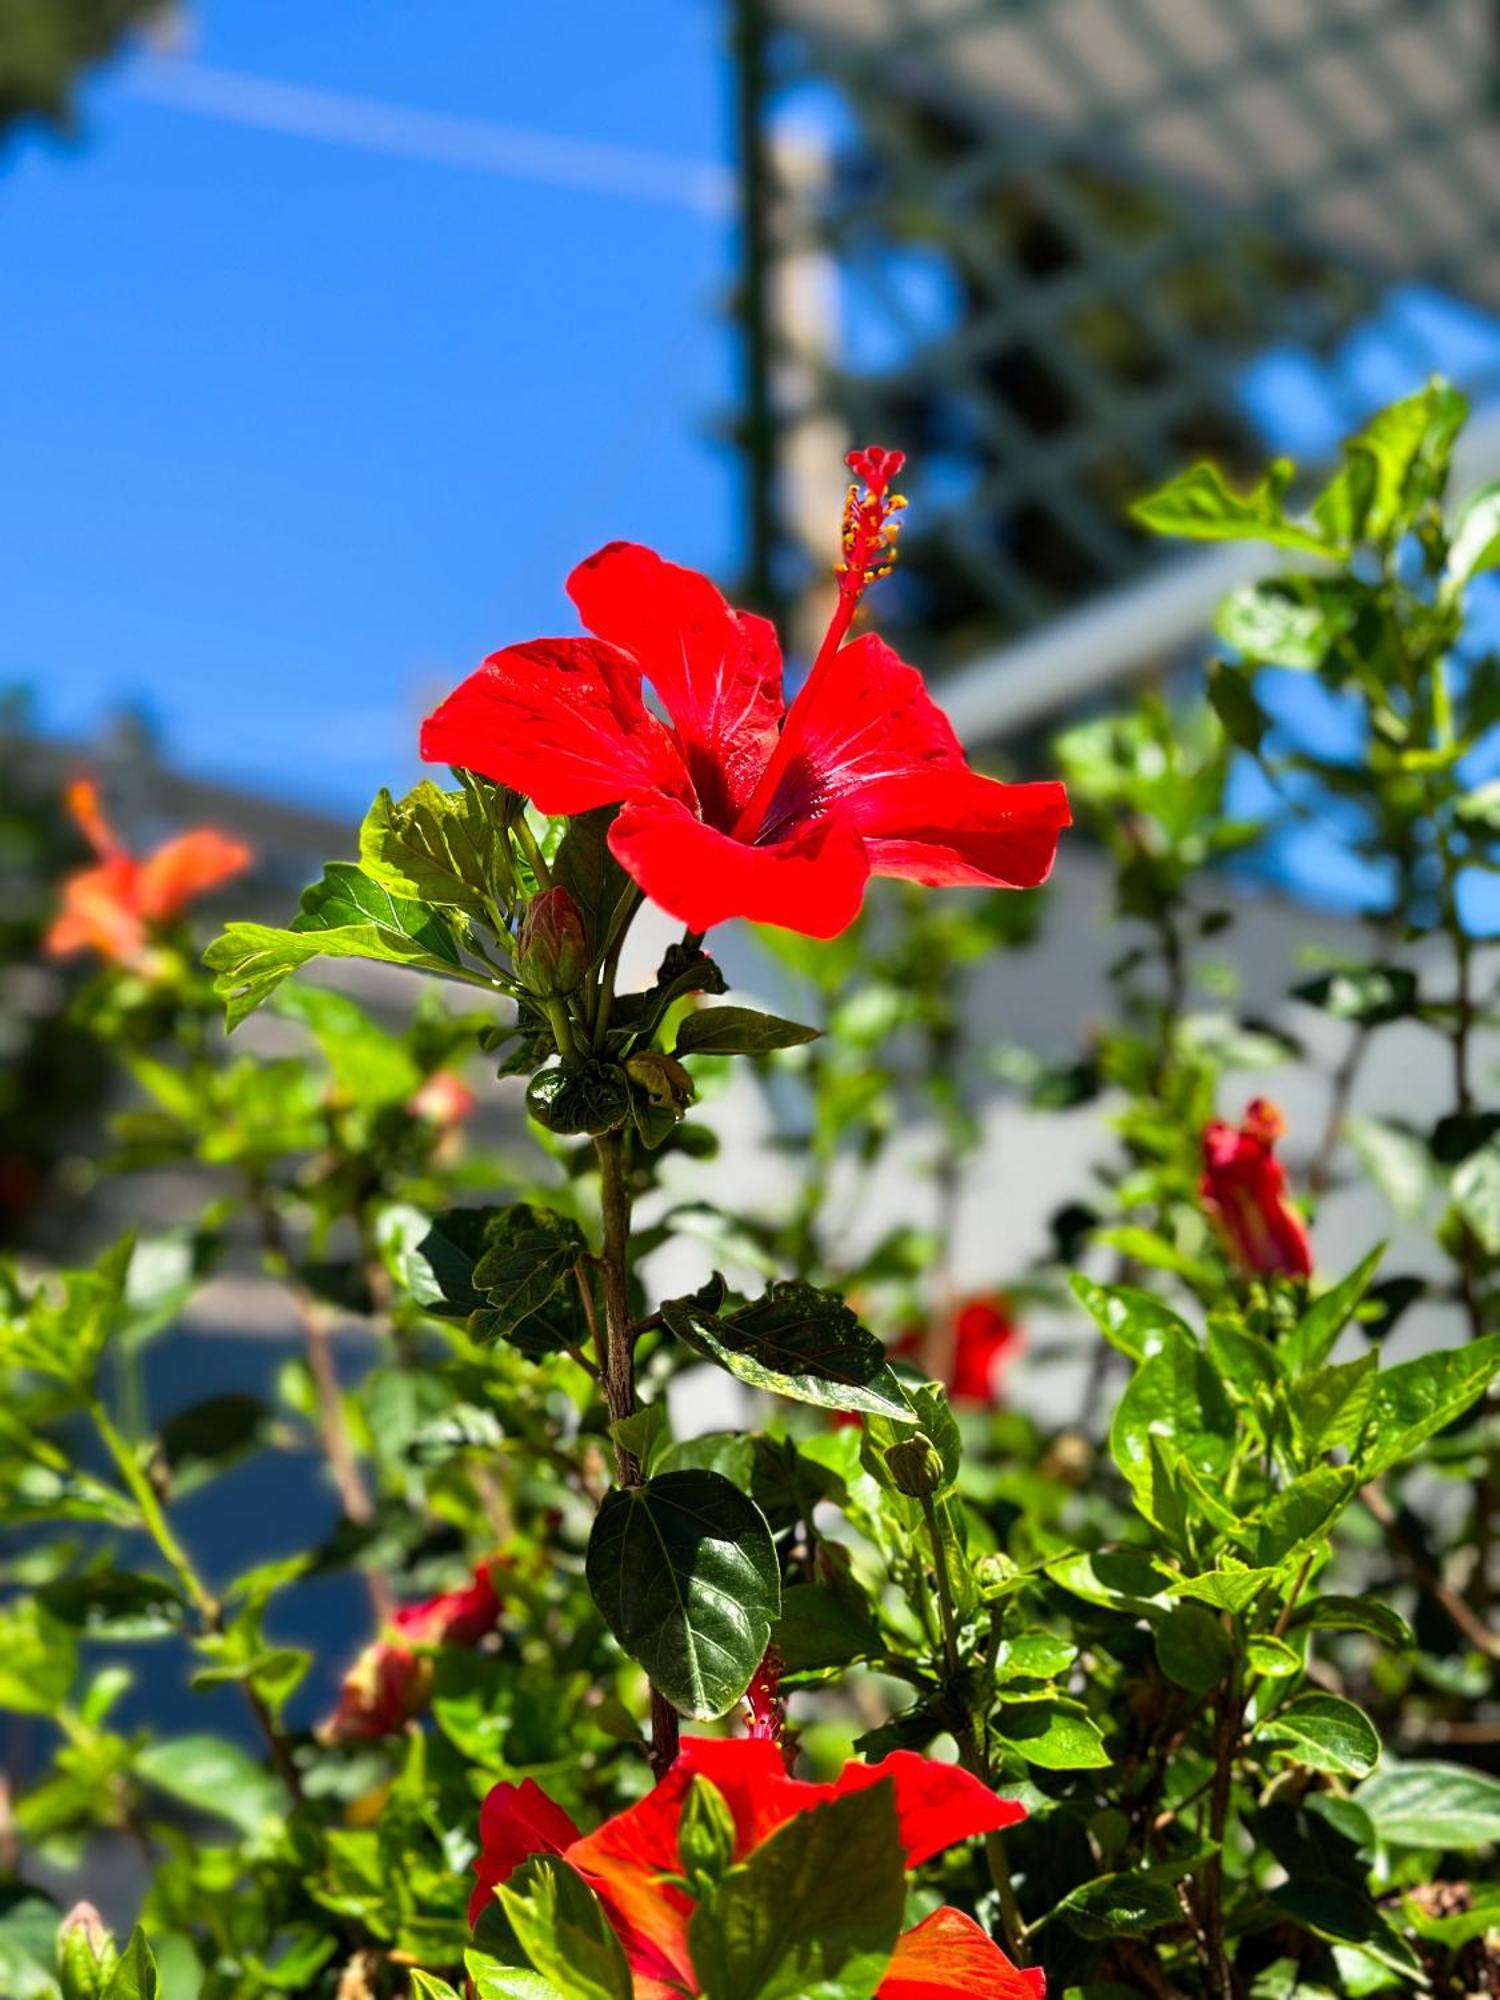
[0,2,738,812]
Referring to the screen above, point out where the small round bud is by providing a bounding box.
[517,887,588,998]
[58,1904,119,2000]
[884,1435,945,1497]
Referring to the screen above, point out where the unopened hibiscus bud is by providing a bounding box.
[885,1434,945,1497]
[57,1904,118,2000]
[677,1774,736,1897]
[517,887,588,998]
[1200,1096,1312,1279]
[527,1059,631,1135]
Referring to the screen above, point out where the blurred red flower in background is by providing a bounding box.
[470,1736,1040,1998]
[405,1069,477,1129]
[893,1296,1023,1409]
[45,778,253,970]
[1200,1098,1312,1279]
[323,1562,501,1743]
[421,450,1069,938]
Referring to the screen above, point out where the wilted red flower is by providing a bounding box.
[470,1737,1041,1998]
[421,450,1069,939]
[1201,1098,1312,1279]
[405,1069,477,1129]
[45,778,253,969]
[324,1562,501,1742]
[893,1297,1023,1410]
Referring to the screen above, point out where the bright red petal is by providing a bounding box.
[136,828,254,921]
[468,1778,583,1925]
[608,791,868,937]
[855,771,1070,890]
[879,1909,1045,2000]
[828,1751,1026,1868]
[568,542,784,825]
[44,860,147,965]
[752,634,964,844]
[421,637,689,817]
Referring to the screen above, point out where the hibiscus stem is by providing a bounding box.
[593,1126,681,1780]
[920,1493,1027,1964]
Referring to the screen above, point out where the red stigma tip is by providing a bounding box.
[837,444,909,604]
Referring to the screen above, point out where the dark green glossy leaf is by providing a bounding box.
[1281,1245,1386,1377]
[1057,1872,1182,1940]
[585,1471,780,1720]
[360,779,514,919]
[1154,1602,1233,1694]
[1358,1333,1500,1478]
[1356,1759,1500,1850]
[662,1277,909,1420]
[39,1572,188,1641]
[1070,1275,1194,1363]
[673,1006,820,1058]
[1255,1693,1379,1778]
[1288,1595,1414,1652]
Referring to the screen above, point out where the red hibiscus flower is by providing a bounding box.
[893,1297,1023,1409]
[324,1562,501,1743]
[1201,1098,1312,1279]
[470,1736,1041,1998]
[421,449,1069,938]
[45,778,253,970]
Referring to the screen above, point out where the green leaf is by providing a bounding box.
[1205,657,1265,752]
[1292,966,1418,1027]
[994,1631,1078,1684]
[1253,1466,1358,1567]
[360,778,514,918]
[1047,1549,1174,1616]
[378,1203,494,1318]
[1452,1141,1500,1255]
[498,1857,631,2000]
[585,1471,781,1720]
[1288,1595,1413,1652]
[39,1572,188,1641]
[1345,1117,1433,1220]
[1215,582,1354,673]
[1281,1246,1386,1377]
[772,1583,882,1675]
[1267,1879,1421,1979]
[662,1278,910,1420]
[466,1959,564,2000]
[471,1208,589,1341]
[1173,1567,1280,1614]
[1446,479,1500,579]
[1057,1872,1182,1940]
[673,1006,820,1058]
[0,1599,75,1714]
[993,1699,1110,1770]
[1255,1694,1379,1778]
[553,808,632,956]
[687,1781,906,2000]
[1155,1602,1233,1693]
[1293,1353,1378,1461]
[1069,1275,1195,1363]
[206,865,472,1028]
[1204,1314,1283,1404]
[1356,1759,1500,1850]
[1341,379,1467,544]
[1246,1634,1302,1678]
[1131,459,1334,556]
[410,1976,464,2000]
[135,1734,287,1835]
[1109,1327,1234,1514]
[1358,1333,1500,1478]
[103,1931,159,2000]
[273,983,421,1105]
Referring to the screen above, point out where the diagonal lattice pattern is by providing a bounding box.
[758,0,1500,661]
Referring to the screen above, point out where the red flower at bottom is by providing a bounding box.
[470,1737,1041,1998]
[323,1563,502,1742]
[45,778,253,970]
[420,450,1069,939]
[1200,1098,1312,1279]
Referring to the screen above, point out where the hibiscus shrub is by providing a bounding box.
[2,389,1499,2000]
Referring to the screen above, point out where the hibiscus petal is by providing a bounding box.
[468,1778,583,1925]
[421,637,689,817]
[830,1751,1026,1868]
[136,829,254,922]
[43,860,148,965]
[609,791,868,938]
[750,633,964,844]
[855,772,1071,890]
[878,1908,1045,2000]
[569,542,784,825]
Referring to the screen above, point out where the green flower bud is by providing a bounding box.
[57,1904,118,2000]
[526,1059,631,1135]
[517,887,588,998]
[884,1434,945,1498]
[677,1775,736,1898]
